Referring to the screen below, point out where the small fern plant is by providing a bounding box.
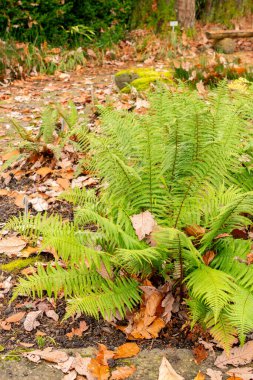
[2,101,88,170]
[6,82,253,350]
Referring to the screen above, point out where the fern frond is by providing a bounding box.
[186,265,235,322]
[65,277,141,319]
[205,311,237,352]
[227,287,253,345]
[40,107,58,144]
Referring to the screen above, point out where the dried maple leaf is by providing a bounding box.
[130,211,156,240]
[110,365,136,380]
[0,237,26,255]
[66,320,89,340]
[114,343,140,359]
[96,344,114,366]
[5,311,26,323]
[215,341,253,369]
[158,357,184,380]
[23,310,42,331]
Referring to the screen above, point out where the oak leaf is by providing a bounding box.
[215,340,253,369]
[66,320,89,340]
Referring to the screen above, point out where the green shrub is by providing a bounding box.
[6,83,253,350]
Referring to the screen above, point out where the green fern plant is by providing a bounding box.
[6,82,253,349]
[2,101,88,170]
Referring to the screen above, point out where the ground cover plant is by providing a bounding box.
[5,82,253,353]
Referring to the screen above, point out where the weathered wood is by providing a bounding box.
[206,30,253,40]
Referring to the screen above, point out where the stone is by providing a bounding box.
[214,38,236,54]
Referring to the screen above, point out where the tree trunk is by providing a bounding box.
[176,0,195,29]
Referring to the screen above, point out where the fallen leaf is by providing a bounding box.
[196,81,208,97]
[185,224,205,238]
[57,177,70,190]
[20,246,38,258]
[161,292,174,323]
[5,311,26,323]
[23,310,42,331]
[206,369,222,380]
[72,353,95,380]
[114,343,140,359]
[1,150,20,161]
[194,372,205,380]
[215,340,253,369]
[158,357,184,380]
[193,344,208,364]
[30,197,49,212]
[130,211,156,240]
[19,342,34,348]
[110,365,136,379]
[96,344,114,365]
[88,358,110,380]
[227,367,253,380]
[66,320,89,340]
[146,318,165,338]
[36,167,52,177]
[24,352,41,363]
[63,370,77,380]
[202,250,215,265]
[0,321,11,330]
[0,276,12,293]
[55,356,75,373]
[0,237,26,255]
[30,347,69,363]
[45,309,59,322]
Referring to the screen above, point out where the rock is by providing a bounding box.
[214,38,236,54]
[114,72,139,90]
[114,68,173,92]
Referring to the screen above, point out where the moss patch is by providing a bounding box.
[0,255,43,273]
[115,67,173,92]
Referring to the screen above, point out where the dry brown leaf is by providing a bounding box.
[1,150,20,161]
[63,371,77,380]
[206,368,222,380]
[72,354,95,380]
[88,357,110,380]
[45,309,59,322]
[5,311,26,323]
[226,378,243,380]
[0,237,26,255]
[0,320,11,330]
[20,246,38,258]
[215,341,253,369]
[196,81,208,97]
[130,211,156,240]
[194,372,205,380]
[95,344,114,366]
[66,320,89,340]
[226,367,253,380]
[185,224,205,238]
[32,347,68,363]
[57,177,70,190]
[114,343,140,359]
[36,167,52,177]
[55,356,75,373]
[146,318,165,338]
[110,365,136,380]
[161,292,174,323]
[19,342,34,348]
[24,352,41,363]
[13,193,26,208]
[202,250,215,265]
[158,357,184,380]
[23,310,42,331]
[193,344,208,364]
[30,197,49,212]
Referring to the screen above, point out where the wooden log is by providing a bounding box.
[206,30,253,40]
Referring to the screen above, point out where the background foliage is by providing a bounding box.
[0,0,252,47]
